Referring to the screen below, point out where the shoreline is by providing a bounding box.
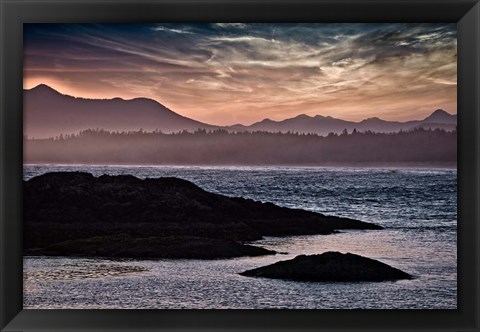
[23,172,382,260]
[23,162,457,170]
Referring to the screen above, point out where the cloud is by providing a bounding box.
[23,23,457,125]
[214,23,247,29]
[151,26,194,34]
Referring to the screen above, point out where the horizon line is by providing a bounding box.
[25,83,457,126]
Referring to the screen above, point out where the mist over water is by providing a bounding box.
[23,165,457,309]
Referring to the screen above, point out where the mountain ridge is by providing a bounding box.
[228,109,456,135]
[24,84,457,138]
[24,84,218,139]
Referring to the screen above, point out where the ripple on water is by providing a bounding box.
[23,165,457,309]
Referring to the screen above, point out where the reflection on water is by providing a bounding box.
[24,261,148,281]
[23,228,456,309]
[23,165,457,309]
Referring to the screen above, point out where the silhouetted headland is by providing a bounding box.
[24,172,382,259]
[240,252,413,282]
[31,234,276,259]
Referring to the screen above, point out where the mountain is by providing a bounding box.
[423,109,457,124]
[228,109,457,136]
[24,84,217,138]
[24,84,457,138]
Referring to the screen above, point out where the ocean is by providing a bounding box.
[23,164,457,309]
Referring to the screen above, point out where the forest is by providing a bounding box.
[24,128,457,165]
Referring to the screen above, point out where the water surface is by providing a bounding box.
[23,165,457,309]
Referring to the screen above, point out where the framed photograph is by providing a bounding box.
[1,0,479,331]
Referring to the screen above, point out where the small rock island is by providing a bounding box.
[37,234,276,259]
[240,252,413,282]
[24,172,383,260]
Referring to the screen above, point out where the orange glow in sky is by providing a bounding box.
[24,23,457,125]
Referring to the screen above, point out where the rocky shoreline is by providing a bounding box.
[24,172,381,259]
[27,234,277,260]
[24,172,411,280]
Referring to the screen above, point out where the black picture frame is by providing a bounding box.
[1,0,479,331]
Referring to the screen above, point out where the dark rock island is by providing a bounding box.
[32,234,276,259]
[240,252,413,282]
[24,172,382,259]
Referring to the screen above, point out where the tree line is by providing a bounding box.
[24,127,457,165]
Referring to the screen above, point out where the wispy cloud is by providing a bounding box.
[214,23,247,29]
[151,26,194,34]
[24,23,457,125]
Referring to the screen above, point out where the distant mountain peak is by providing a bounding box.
[32,83,50,89]
[29,84,59,93]
[361,116,384,123]
[258,118,275,124]
[432,109,447,115]
[24,83,216,139]
[238,108,456,136]
[131,97,155,103]
[424,109,454,122]
[294,114,311,119]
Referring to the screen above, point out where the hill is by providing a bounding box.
[24,84,217,138]
[228,109,456,135]
[24,84,456,138]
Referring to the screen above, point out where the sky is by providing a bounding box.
[24,23,457,126]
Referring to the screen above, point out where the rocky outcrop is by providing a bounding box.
[24,172,382,259]
[28,234,276,259]
[240,252,412,282]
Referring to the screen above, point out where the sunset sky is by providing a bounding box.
[24,23,457,126]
